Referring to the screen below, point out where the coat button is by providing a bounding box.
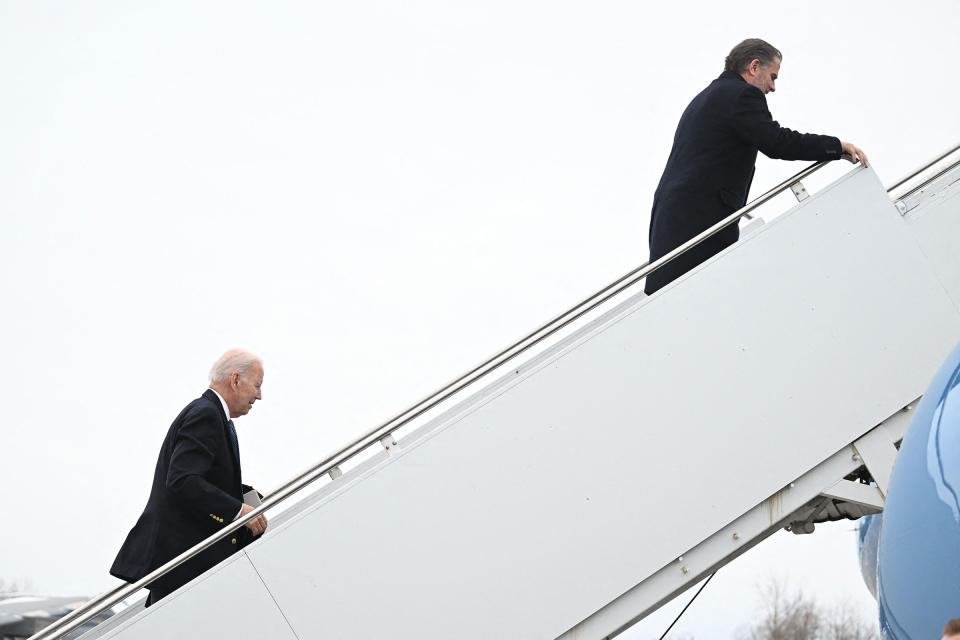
[231,538,237,545]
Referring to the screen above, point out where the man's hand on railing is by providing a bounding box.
[841,141,869,167]
[240,503,268,536]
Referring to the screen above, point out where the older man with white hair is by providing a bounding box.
[110,349,268,607]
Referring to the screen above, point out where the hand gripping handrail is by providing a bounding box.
[30,158,840,640]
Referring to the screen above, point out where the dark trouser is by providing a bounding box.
[645,226,739,295]
[145,585,173,608]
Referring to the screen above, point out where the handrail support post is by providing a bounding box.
[790,181,810,202]
[380,433,398,452]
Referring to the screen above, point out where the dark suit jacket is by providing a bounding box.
[110,389,256,594]
[645,70,843,294]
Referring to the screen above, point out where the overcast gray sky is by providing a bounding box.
[3,1,959,637]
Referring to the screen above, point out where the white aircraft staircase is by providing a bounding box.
[34,145,960,640]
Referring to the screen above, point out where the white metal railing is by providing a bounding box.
[886,142,960,195]
[35,143,957,640]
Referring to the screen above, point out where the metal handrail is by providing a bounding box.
[886,142,960,194]
[30,158,839,640]
[891,157,960,203]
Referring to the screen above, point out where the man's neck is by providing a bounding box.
[208,386,233,420]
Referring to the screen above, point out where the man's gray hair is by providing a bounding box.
[724,38,782,73]
[209,349,263,383]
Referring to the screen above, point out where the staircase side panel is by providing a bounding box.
[238,168,960,639]
[92,554,298,640]
[903,167,960,310]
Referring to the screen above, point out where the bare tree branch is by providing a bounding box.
[737,577,879,640]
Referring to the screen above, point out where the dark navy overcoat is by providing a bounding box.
[645,70,842,294]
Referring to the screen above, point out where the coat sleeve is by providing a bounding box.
[732,85,842,161]
[166,405,242,522]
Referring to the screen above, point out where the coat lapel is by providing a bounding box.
[201,389,242,482]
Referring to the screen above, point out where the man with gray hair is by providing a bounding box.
[110,349,268,606]
[644,38,868,294]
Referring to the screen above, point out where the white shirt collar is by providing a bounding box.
[208,388,232,424]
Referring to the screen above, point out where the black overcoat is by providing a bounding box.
[645,70,843,294]
[110,389,256,594]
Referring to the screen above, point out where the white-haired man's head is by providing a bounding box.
[208,349,264,419]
